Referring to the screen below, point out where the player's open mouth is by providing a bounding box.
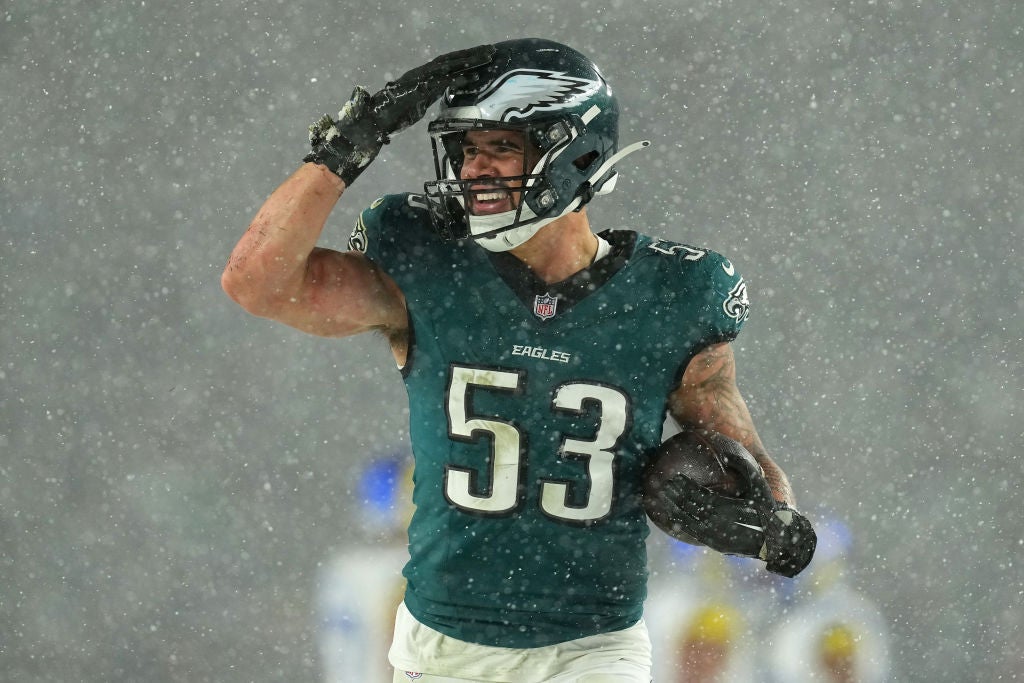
[468,186,515,215]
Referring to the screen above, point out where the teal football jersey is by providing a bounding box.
[348,194,750,648]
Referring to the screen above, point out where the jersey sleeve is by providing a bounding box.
[691,249,750,345]
[346,193,437,289]
[346,194,406,266]
[640,236,751,348]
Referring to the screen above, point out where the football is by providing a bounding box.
[642,428,754,542]
[644,429,750,495]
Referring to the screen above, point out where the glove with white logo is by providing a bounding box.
[644,430,817,578]
[759,503,817,578]
[304,44,495,185]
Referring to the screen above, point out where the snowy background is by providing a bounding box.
[2,1,1021,681]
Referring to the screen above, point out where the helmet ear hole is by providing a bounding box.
[573,150,600,171]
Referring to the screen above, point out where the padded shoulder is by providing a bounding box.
[347,193,434,263]
[633,234,751,344]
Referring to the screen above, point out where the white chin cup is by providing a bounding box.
[472,214,553,252]
[469,196,584,252]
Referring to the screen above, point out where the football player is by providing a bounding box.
[223,38,812,683]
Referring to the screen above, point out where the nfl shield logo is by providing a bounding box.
[533,293,558,320]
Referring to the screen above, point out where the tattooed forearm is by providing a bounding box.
[672,344,752,436]
[759,460,795,505]
[671,342,795,505]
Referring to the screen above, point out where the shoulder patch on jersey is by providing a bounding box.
[348,213,368,253]
[723,278,750,321]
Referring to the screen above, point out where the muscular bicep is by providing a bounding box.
[270,247,407,340]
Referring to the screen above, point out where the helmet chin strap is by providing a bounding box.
[472,139,651,252]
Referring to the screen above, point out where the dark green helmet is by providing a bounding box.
[424,38,648,251]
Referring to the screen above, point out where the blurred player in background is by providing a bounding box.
[764,516,890,683]
[645,540,759,682]
[317,454,413,682]
[645,513,889,683]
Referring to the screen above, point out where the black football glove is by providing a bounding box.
[758,503,817,578]
[647,432,817,578]
[657,472,817,578]
[304,44,496,185]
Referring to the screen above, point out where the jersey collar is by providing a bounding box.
[486,230,637,319]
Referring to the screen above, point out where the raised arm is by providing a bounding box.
[221,44,496,349]
[668,341,795,505]
[221,163,407,340]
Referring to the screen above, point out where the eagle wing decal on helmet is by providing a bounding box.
[467,69,602,122]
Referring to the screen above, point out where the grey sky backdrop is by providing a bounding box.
[2,1,1021,681]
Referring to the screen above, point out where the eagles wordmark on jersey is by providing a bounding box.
[349,193,749,649]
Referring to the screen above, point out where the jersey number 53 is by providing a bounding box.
[444,364,631,525]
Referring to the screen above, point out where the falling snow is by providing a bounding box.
[1,1,1021,681]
